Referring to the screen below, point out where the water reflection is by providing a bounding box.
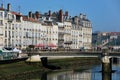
[41,72,47,80]
[42,65,120,80]
[9,58,120,80]
[47,70,92,80]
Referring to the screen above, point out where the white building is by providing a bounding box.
[71,25,83,49]
[22,16,42,48]
[0,4,92,50]
[2,4,23,49]
[71,14,92,49]
[42,22,58,49]
[0,7,4,48]
[57,22,64,48]
[63,21,72,49]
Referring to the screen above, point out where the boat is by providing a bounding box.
[0,48,28,63]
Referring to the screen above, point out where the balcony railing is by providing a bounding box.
[8,18,14,23]
[58,38,64,41]
[58,30,64,33]
[64,41,72,44]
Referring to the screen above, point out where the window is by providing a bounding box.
[0,12,3,17]
[0,28,3,34]
[12,24,14,30]
[5,23,7,29]
[5,31,7,37]
[9,23,11,29]
[0,20,3,25]
[9,31,11,38]
[12,31,14,38]
[5,39,7,43]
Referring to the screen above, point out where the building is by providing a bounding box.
[71,14,92,49]
[63,21,72,49]
[1,4,23,49]
[0,3,92,50]
[92,32,120,49]
[22,14,41,49]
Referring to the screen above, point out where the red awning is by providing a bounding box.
[48,43,57,47]
[35,43,44,47]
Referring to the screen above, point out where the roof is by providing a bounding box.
[107,32,120,35]
[11,11,22,16]
[23,16,39,23]
[0,8,4,11]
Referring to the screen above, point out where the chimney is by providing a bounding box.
[83,15,87,19]
[35,11,40,19]
[1,4,4,9]
[59,9,63,22]
[80,13,83,19]
[32,13,36,19]
[28,11,32,18]
[7,3,11,11]
[74,16,78,25]
[48,10,51,17]
[65,11,68,16]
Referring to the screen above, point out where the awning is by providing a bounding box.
[0,48,12,53]
[48,43,57,47]
[35,43,45,47]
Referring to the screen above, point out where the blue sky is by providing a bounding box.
[1,0,120,32]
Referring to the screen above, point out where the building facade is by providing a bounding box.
[92,32,120,49]
[0,3,92,50]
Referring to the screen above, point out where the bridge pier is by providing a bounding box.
[102,53,112,80]
[41,57,48,66]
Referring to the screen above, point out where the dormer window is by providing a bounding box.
[8,14,14,23]
[16,15,21,22]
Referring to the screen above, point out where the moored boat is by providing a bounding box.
[0,48,28,61]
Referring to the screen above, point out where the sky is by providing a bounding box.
[1,0,120,32]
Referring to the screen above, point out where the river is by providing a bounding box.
[3,58,120,80]
[15,58,119,80]
[44,65,120,80]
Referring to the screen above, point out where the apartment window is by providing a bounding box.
[8,14,13,20]
[12,24,14,30]
[12,15,14,19]
[5,23,7,29]
[0,12,3,17]
[5,39,7,43]
[9,24,11,29]
[5,31,7,37]
[0,20,3,25]
[16,27,17,30]
[9,31,11,38]
[0,28,3,34]
[12,31,14,38]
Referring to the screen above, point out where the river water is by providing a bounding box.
[36,60,120,80]
[45,65,120,80]
[11,59,120,80]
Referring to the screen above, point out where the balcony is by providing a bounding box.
[64,41,72,44]
[8,18,14,23]
[58,30,64,35]
[58,38,64,41]
[0,33,3,36]
[64,30,71,35]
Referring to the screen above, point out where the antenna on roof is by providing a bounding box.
[18,5,21,14]
[0,0,5,9]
